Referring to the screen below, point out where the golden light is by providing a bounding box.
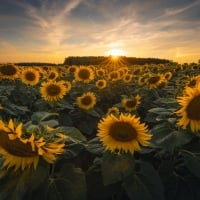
[106,48,126,58]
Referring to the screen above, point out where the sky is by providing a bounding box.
[0,0,200,64]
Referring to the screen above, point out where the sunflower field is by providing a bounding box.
[0,62,200,200]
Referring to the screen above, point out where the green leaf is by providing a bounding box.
[102,152,135,186]
[150,123,193,150]
[183,151,200,178]
[61,126,86,142]
[46,164,87,200]
[56,100,74,110]
[148,107,169,114]
[40,119,59,127]
[0,163,48,200]
[123,161,164,200]
[31,112,58,123]
[88,109,101,118]
[86,137,104,155]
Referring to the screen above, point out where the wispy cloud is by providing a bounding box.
[0,0,200,63]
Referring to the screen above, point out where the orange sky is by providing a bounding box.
[0,0,200,64]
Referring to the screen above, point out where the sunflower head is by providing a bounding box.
[21,68,40,86]
[109,71,120,81]
[47,69,59,80]
[96,79,107,89]
[176,86,200,133]
[68,66,77,74]
[40,81,68,102]
[0,119,66,171]
[76,92,96,111]
[96,68,105,77]
[74,66,94,83]
[106,106,120,116]
[164,71,173,80]
[97,113,152,154]
[121,95,141,112]
[0,64,19,80]
[146,74,165,89]
[123,74,133,83]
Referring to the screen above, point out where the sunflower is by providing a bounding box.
[121,95,141,112]
[123,74,133,83]
[109,71,120,81]
[176,86,200,133]
[164,71,173,80]
[96,79,107,89]
[117,68,126,78]
[21,68,40,86]
[0,64,19,80]
[40,81,68,102]
[68,66,77,74]
[186,75,200,88]
[146,74,165,89]
[76,92,96,110]
[138,75,147,86]
[96,68,105,77]
[74,66,94,83]
[97,113,152,154]
[106,106,120,116]
[60,80,72,93]
[47,69,59,80]
[0,119,66,171]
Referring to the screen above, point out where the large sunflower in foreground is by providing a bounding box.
[21,68,40,86]
[0,119,66,171]
[76,92,96,110]
[97,113,152,154]
[176,86,200,133]
[40,81,68,102]
[74,66,94,83]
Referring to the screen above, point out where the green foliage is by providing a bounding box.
[1,62,200,199]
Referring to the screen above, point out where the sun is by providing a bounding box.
[106,48,126,58]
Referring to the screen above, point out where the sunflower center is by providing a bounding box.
[188,80,196,87]
[49,72,56,79]
[81,96,92,105]
[148,76,160,84]
[98,81,104,87]
[0,131,37,157]
[126,99,137,108]
[109,122,137,142]
[69,67,76,73]
[78,69,90,79]
[186,95,200,120]
[46,84,61,96]
[0,65,17,76]
[125,75,131,81]
[97,70,104,76]
[25,72,36,81]
[110,72,118,79]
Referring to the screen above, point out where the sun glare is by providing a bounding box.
[106,48,126,58]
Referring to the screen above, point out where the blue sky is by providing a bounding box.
[0,0,200,63]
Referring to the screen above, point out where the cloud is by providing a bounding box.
[0,0,200,63]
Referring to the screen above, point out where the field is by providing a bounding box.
[0,62,200,200]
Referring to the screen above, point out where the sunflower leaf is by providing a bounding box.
[150,124,194,150]
[102,152,135,186]
[45,164,87,200]
[31,112,59,123]
[183,152,200,178]
[60,126,87,142]
[123,161,164,200]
